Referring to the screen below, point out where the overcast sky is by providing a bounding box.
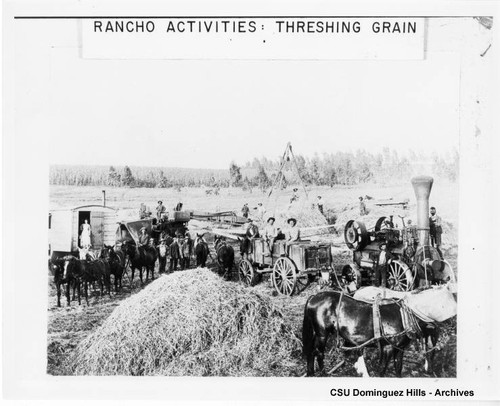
[15,19,461,169]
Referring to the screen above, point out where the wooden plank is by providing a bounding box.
[91,211,104,248]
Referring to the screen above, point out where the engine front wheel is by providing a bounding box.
[387,260,414,291]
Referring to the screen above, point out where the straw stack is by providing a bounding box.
[67,269,301,376]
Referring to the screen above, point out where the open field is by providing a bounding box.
[48,181,458,377]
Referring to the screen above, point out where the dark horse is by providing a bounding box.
[214,236,234,279]
[50,257,80,307]
[123,242,158,286]
[61,256,111,305]
[100,245,125,293]
[194,234,210,267]
[302,290,435,377]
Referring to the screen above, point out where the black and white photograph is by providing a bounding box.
[3,0,500,402]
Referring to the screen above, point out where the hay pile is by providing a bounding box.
[67,269,301,376]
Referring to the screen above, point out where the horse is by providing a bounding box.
[302,283,457,377]
[123,241,158,286]
[50,257,80,307]
[62,256,112,305]
[214,235,235,279]
[194,234,209,267]
[100,245,125,293]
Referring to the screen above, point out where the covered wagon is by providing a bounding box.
[48,204,118,259]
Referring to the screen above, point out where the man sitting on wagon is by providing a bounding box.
[156,201,166,220]
[264,216,278,256]
[285,218,300,254]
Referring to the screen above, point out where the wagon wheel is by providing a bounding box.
[238,259,259,286]
[294,273,314,294]
[387,260,414,291]
[272,257,297,296]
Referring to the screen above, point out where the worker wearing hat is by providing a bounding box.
[157,234,169,274]
[373,242,390,288]
[290,188,300,204]
[138,226,150,247]
[169,235,181,273]
[285,218,300,254]
[264,216,278,256]
[181,234,192,270]
[156,200,166,220]
[241,203,250,218]
[241,218,259,258]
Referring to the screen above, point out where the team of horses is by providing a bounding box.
[48,234,237,307]
[48,232,456,378]
[302,281,457,377]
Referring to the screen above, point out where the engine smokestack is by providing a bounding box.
[102,190,106,207]
[411,175,434,246]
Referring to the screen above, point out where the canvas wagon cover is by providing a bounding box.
[116,219,153,245]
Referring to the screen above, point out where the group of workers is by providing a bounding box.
[241,194,325,221]
[137,225,192,273]
[243,215,301,257]
[138,193,445,288]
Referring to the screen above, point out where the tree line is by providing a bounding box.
[50,148,458,190]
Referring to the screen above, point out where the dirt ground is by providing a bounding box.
[47,245,457,378]
[48,183,458,377]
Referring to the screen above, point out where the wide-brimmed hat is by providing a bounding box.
[267,217,276,223]
[287,218,297,225]
[247,218,253,222]
[293,188,298,192]
[158,200,163,204]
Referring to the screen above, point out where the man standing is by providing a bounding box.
[181,235,192,270]
[241,203,250,218]
[169,236,181,272]
[255,202,266,220]
[316,196,324,215]
[157,235,169,274]
[373,242,390,288]
[156,201,166,220]
[429,206,444,259]
[359,196,367,216]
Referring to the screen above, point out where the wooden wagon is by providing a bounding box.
[238,238,332,295]
[49,204,118,259]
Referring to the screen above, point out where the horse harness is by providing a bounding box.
[336,292,422,352]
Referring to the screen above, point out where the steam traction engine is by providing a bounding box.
[341,176,454,292]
